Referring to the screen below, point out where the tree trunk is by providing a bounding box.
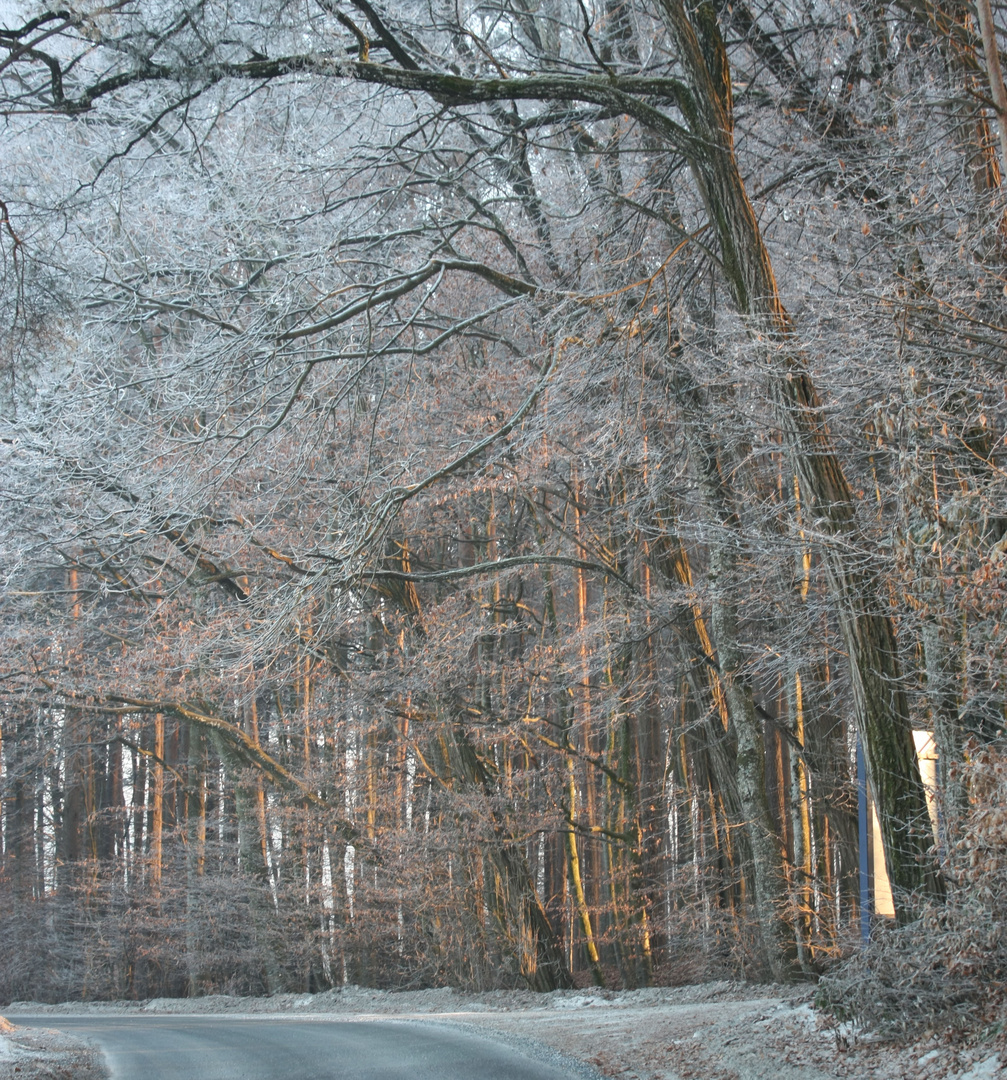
[238,691,284,994]
[975,0,1007,180]
[564,754,606,986]
[186,727,207,996]
[788,669,814,970]
[150,711,164,892]
[655,0,943,914]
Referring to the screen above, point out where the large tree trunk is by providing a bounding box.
[655,0,943,914]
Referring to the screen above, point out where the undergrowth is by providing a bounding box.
[817,739,1007,1038]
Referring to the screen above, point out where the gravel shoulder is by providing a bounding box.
[5,982,1004,1080]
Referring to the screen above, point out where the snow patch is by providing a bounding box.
[754,1001,818,1032]
[957,1055,1002,1080]
[783,1002,818,1030]
[0,1034,12,1059]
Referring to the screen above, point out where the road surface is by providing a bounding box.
[11,1014,590,1079]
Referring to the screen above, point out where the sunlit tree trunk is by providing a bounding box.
[150,712,164,893]
[564,749,605,986]
[788,670,813,969]
[566,481,606,986]
[975,0,1007,178]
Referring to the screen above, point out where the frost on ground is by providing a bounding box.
[6,983,1005,1080]
[0,1014,106,1080]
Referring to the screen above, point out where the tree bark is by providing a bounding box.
[975,0,1007,180]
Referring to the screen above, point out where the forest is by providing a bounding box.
[1,0,1006,1025]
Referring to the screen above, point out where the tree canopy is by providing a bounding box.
[2,0,1007,999]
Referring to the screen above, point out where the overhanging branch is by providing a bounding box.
[366,553,636,592]
[5,46,699,158]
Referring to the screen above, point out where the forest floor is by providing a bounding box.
[3,982,1004,1080]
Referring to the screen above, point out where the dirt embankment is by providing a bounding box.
[5,982,1004,1080]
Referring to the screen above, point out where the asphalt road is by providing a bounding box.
[11,1014,588,1080]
